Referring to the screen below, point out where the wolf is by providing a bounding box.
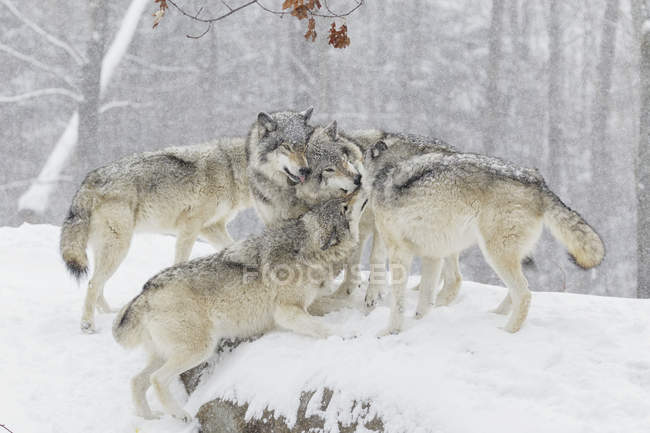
[246,108,314,224]
[112,189,369,421]
[297,125,462,312]
[365,140,605,334]
[61,109,314,333]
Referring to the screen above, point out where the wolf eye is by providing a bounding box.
[324,168,335,173]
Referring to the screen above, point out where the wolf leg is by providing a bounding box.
[273,305,334,338]
[174,222,202,264]
[131,353,165,419]
[364,230,387,312]
[81,206,133,333]
[333,244,364,297]
[490,293,512,315]
[415,257,442,319]
[200,221,233,251]
[378,249,410,337]
[150,345,214,422]
[436,253,463,306]
[480,245,531,332]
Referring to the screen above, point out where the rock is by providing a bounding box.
[180,338,384,433]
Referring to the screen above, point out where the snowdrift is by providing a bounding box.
[1,224,649,433]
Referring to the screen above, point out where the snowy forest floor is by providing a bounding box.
[1,224,650,433]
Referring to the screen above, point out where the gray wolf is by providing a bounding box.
[61,109,313,333]
[112,190,368,421]
[246,107,315,224]
[365,140,605,334]
[297,126,462,311]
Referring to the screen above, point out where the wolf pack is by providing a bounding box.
[60,107,605,421]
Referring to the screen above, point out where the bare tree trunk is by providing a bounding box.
[592,0,619,167]
[73,0,108,176]
[637,7,650,298]
[484,0,505,155]
[547,0,564,184]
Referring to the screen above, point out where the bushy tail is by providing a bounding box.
[112,295,145,349]
[542,188,605,269]
[60,184,94,280]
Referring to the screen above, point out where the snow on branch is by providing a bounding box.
[101,0,150,97]
[0,43,77,89]
[18,112,79,214]
[0,0,84,65]
[99,99,154,113]
[124,54,199,73]
[0,88,83,103]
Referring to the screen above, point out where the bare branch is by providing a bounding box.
[221,0,234,11]
[0,42,77,89]
[98,99,154,114]
[0,88,83,103]
[0,0,84,65]
[124,54,199,73]
[187,22,213,39]
[0,176,73,192]
[166,0,258,23]
[166,0,363,24]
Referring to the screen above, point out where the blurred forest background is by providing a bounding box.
[1,0,648,298]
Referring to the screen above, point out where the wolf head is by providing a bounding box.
[248,107,314,185]
[303,186,369,253]
[296,121,365,204]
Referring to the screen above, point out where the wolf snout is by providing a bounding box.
[299,167,311,183]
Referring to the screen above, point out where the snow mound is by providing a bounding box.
[1,224,649,433]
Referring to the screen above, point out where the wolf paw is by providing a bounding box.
[334,280,359,298]
[376,326,400,338]
[363,297,378,314]
[80,320,96,334]
[172,410,192,423]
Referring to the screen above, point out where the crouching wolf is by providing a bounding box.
[61,109,313,333]
[366,141,605,334]
[112,190,369,421]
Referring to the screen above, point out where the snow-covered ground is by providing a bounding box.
[2,224,650,433]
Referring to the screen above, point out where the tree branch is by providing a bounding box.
[0,88,83,103]
[166,0,363,23]
[0,0,85,65]
[0,42,77,89]
[166,0,258,23]
[124,54,199,72]
[98,99,154,113]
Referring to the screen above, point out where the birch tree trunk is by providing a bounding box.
[637,9,650,298]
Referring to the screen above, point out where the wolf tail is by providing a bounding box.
[112,295,146,348]
[60,182,95,280]
[542,187,605,269]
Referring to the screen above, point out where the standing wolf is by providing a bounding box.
[61,109,313,333]
[112,190,368,421]
[365,140,605,334]
[297,125,462,310]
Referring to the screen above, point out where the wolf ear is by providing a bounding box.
[371,140,388,159]
[301,106,314,122]
[258,112,277,133]
[324,120,338,140]
[321,226,338,250]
